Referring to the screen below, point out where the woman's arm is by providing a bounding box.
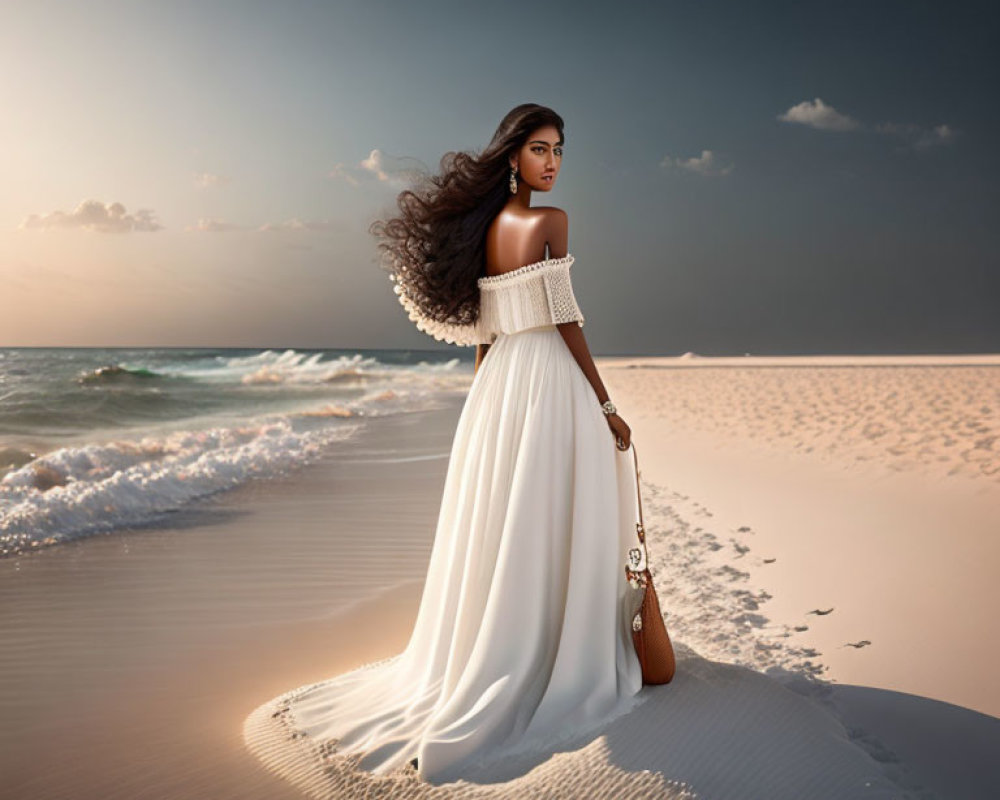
[556,323,609,403]
[557,322,631,448]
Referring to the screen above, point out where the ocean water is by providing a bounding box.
[0,346,474,557]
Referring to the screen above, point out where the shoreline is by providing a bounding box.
[0,404,457,799]
[601,353,1000,367]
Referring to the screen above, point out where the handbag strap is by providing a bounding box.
[630,442,646,539]
[628,440,648,554]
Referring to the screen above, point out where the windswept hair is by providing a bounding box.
[369,103,565,328]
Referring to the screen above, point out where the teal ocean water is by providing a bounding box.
[0,347,473,557]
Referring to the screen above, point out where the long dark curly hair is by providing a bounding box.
[369,103,565,328]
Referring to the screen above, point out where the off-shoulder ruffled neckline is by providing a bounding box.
[477,253,574,288]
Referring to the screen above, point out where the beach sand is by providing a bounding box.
[3,355,998,799]
[602,354,1000,715]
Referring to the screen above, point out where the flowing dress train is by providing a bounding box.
[244,255,648,784]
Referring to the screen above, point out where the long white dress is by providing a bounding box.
[245,254,648,785]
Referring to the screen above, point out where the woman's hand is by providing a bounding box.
[607,413,631,451]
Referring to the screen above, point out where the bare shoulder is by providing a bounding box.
[485,206,569,273]
[533,205,568,224]
[535,206,568,256]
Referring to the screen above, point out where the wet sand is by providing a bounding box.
[0,403,459,800]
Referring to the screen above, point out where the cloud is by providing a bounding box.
[660,149,734,176]
[875,121,957,150]
[185,217,345,233]
[778,98,956,153]
[326,149,428,187]
[258,218,344,232]
[194,172,230,189]
[327,163,360,187]
[185,218,249,233]
[777,98,861,131]
[19,199,163,233]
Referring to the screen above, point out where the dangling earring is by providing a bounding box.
[509,166,518,194]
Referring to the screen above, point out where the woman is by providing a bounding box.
[245,103,649,786]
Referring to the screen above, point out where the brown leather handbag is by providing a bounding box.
[623,440,676,685]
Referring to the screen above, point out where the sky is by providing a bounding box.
[1,0,997,355]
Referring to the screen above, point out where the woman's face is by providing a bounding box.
[511,125,563,192]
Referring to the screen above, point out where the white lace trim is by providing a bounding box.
[392,254,584,346]
[477,253,576,287]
